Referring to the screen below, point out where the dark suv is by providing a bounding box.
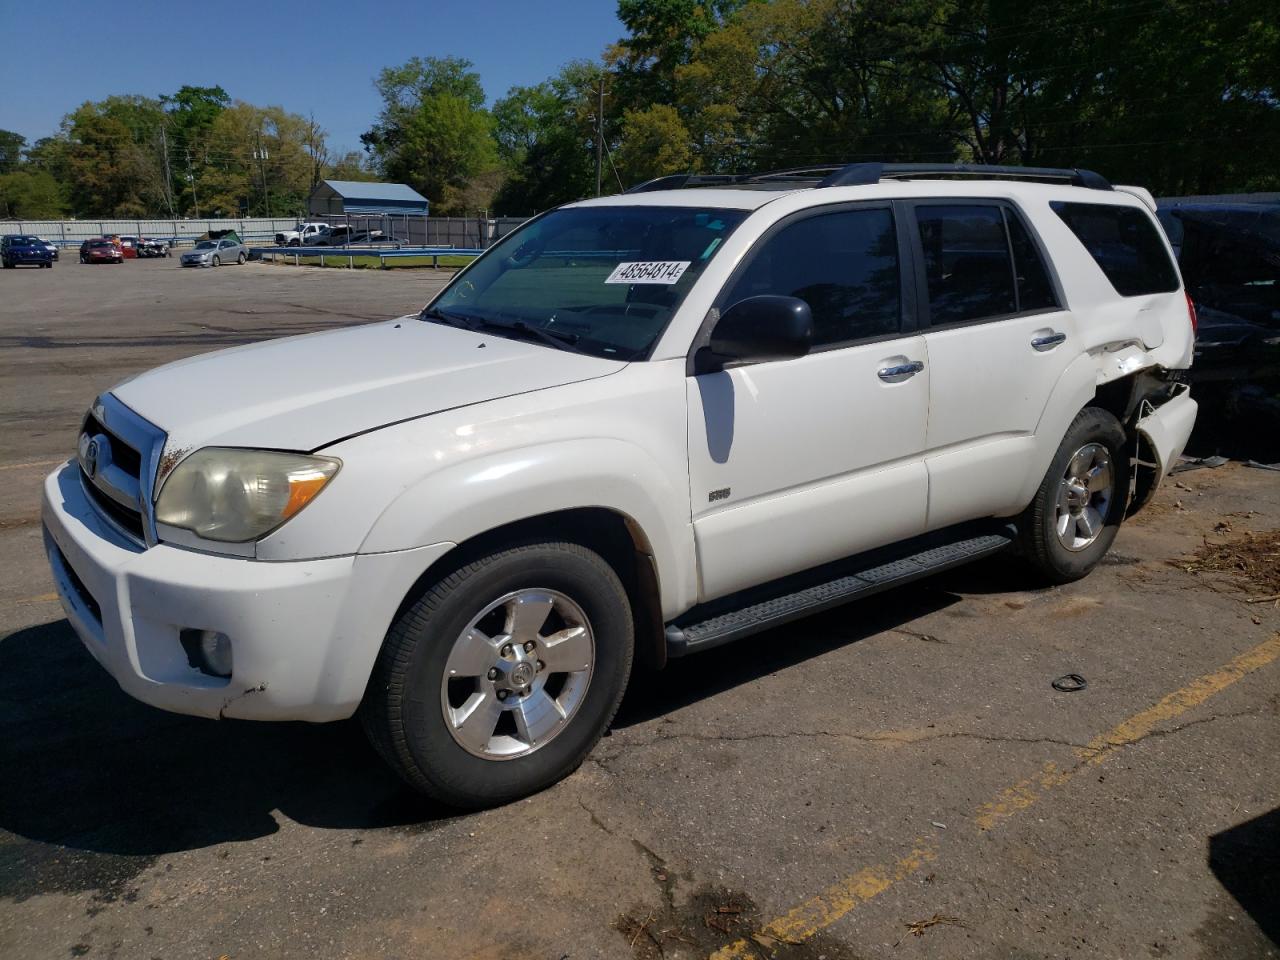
[1,235,55,269]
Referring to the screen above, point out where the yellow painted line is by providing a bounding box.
[13,592,58,605]
[709,632,1280,959]
[0,458,64,472]
[975,631,1280,830]
[711,844,937,959]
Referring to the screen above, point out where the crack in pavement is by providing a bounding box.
[587,708,1268,779]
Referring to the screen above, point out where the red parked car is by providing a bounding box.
[80,238,124,264]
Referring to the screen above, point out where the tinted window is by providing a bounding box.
[1052,201,1179,296]
[1005,210,1058,311]
[916,205,1016,324]
[722,208,901,347]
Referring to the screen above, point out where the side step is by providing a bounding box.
[665,525,1016,657]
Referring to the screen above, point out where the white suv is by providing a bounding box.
[42,163,1198,807]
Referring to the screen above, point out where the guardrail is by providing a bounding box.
[251,245,485,269]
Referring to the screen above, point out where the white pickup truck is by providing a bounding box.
[43,163,1197,808]
[273,221,330,246]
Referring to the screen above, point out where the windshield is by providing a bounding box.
[195,241,216,249]
[424,205,749,359]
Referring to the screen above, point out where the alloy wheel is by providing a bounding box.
[440,589,594,760]
[1055,442,1114,551]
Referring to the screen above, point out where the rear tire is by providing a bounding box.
[237,252,246,264]
[361,541,633,809]
[1018,407,1129,584]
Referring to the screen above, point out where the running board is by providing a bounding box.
[665,526,1016,657]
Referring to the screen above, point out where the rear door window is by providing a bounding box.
[1005,210,1058,312]
[1051,201,1180,296]
[914,205,1017,324]
[721,207,902,347]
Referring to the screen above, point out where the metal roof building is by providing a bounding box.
[308,180,429,217]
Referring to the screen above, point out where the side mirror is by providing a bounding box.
[697,295,813,373]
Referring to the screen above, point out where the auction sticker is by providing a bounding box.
[605,261,691,284]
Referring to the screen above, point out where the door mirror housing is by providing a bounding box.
[696,295,813,373]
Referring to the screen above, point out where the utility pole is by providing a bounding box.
[159,120,175,217]
[254,128,271,217]
[595,74,605,197]
[185,151,200,219]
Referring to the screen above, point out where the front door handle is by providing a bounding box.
[877,360,925,383]
[1031,331,1067,351]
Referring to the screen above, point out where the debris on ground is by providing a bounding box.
[617,887,861,958]
[897,914,966,942]
[1245,460,1280,472]
[1171,528,1280,598]
[1052,674,1089,692]
[1173,455,1230,474]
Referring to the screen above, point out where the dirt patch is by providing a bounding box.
[615,886,866,959]
[1171,528,1280,598]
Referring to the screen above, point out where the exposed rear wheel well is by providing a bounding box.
[1088,376,1136,423]
[392,508,666,672]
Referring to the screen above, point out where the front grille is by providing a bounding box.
[82,413,142,476]
[81,475,147,541]
[77,395,165,547]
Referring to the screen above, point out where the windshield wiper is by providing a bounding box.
[478,319,586,354]
[419,306,480,331]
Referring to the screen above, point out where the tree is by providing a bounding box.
[0,130,25,173]
[326,150,378,182]
[491,61,605,213]
[362,56,498,213]
[161,85,230,215]
[614,103,693,185]
[190,102,334,217]
[60,96,167,217]
[0,169,67,218]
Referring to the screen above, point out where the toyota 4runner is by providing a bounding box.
[43,163,1198,807]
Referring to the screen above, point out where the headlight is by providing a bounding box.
[155,448,340,542]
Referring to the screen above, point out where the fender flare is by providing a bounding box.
[358,438,698,619]
[1016,352,1102,507]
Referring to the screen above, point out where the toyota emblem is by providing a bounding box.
[80,436,100,479]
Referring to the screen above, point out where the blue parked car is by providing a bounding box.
[1,235,55,269]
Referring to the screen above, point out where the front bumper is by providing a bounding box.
[42,462,451,722]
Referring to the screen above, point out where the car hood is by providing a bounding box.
[111,318,626,452]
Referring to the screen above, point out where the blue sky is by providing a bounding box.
[0,0,624,155]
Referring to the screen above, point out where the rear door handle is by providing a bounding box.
[877,360,925,383]
[1031,331,1067,351]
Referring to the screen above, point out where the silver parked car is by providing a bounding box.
[180,238,247,268]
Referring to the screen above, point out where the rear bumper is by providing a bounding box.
[42,461,452,722]
[1136,384,1198,478]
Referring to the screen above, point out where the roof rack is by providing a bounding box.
[624,162,1112,194]
[817,162,1112,191]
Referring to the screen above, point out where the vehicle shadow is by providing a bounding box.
[615,554,1027,728]
[1208,806,1280,947]
[0,554,1025,881]
[0,620,452,876]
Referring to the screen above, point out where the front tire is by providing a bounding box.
[361,541,633,809]
[211,255,220,267]
[1019,407,1129,584]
